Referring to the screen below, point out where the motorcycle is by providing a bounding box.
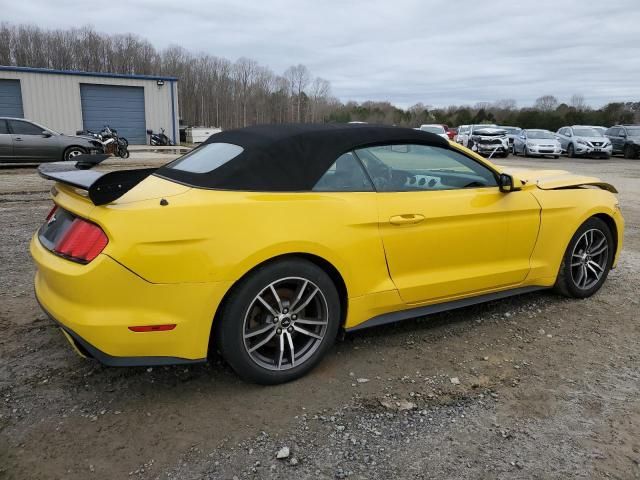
[76,125,129,158]
[147,128,174,146]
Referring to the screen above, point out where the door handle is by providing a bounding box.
[14,137,22,141]
[389,214,425,225]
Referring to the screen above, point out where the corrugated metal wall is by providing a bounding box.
[0,69,179,144]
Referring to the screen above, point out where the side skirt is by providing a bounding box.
[346,286,547,332]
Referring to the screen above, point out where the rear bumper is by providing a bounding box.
[31,234,231,364]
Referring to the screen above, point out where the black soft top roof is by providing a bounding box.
[156,123,449,191]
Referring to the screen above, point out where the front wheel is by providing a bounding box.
[216,259,341,384]
[512,144,517,156]
[63,146,86,161]
[555,217,614,298]
[567,143,575,158]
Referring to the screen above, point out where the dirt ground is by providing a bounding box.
[0,152,639,480]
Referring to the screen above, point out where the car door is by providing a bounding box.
[615,127,627,153]
[556,127,568,151]
[8,119,60,161]
[514,130,526,154]
[605,127,619,153]
[356,143,541,304]
[0,119,13,161]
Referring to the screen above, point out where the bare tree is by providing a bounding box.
[534,95,559,112]
[284,64,311,122]
[570,94,587,111]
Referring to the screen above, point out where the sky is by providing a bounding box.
[2,0,640,109]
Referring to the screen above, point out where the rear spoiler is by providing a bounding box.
[38,155,156,206]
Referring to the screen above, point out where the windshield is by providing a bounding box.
[573,128,602,137]
[500,127,521,134]
[420,125,445,134]
[527,130,555,139]
[166,142,244,173]
[627,127,640,136]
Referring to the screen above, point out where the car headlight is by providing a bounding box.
[527,142,536,147]
[577,139,588,146]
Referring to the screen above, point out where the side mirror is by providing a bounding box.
[42,130,52,137]
[499,173,523,193]
[620,132,627,138]
[146,129,153,135]
[567,132,573,137]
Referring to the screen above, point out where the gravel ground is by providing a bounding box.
[0,153,639,480]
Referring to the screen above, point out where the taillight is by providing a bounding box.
[54,218,108,263]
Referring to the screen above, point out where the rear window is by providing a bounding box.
[167,143,243,173]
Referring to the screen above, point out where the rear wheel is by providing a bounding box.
[216,259,341,384]
[555,217,613,298]
[63,146,86,161]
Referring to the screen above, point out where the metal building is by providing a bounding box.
[0,66,179,144]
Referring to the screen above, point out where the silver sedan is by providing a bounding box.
[512,129,562,158]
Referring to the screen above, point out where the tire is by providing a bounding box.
[567,143,575,158]
[216,258,341,384]
[554,217,614,299]
[624,145,638,159]
[553,155,560,159]
[118,146,130,159]
[512,144,517,156]
[523,146,529,157]
[63,146,86,161]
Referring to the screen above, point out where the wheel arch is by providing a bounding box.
[593,212,619,260]
[208,252,349,357]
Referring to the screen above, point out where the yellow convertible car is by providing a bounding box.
[31,124,624,384]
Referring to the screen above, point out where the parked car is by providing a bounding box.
[0,117,102,163]
[455,125,470,144]
[439,124,455,140]
[418,124,449,140]
[555,125,612,159]
[512,129,562,158]
[456,124,500,148]
[32,124,623,384]
[467,126,509,158]
[499,126,522,147]
[605,125,640,159]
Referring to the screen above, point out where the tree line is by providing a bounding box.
[1,23,638,131]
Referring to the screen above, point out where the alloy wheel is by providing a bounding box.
[570,228,608,290]
[66,149,83,160]
[242,277,329,371]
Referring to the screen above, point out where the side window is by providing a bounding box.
[355,144,498,192]
[558,128,566,135]
[8,120,43,135]
[312,152,374,192]
[607,127,619,136]
[0,120,9,135]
